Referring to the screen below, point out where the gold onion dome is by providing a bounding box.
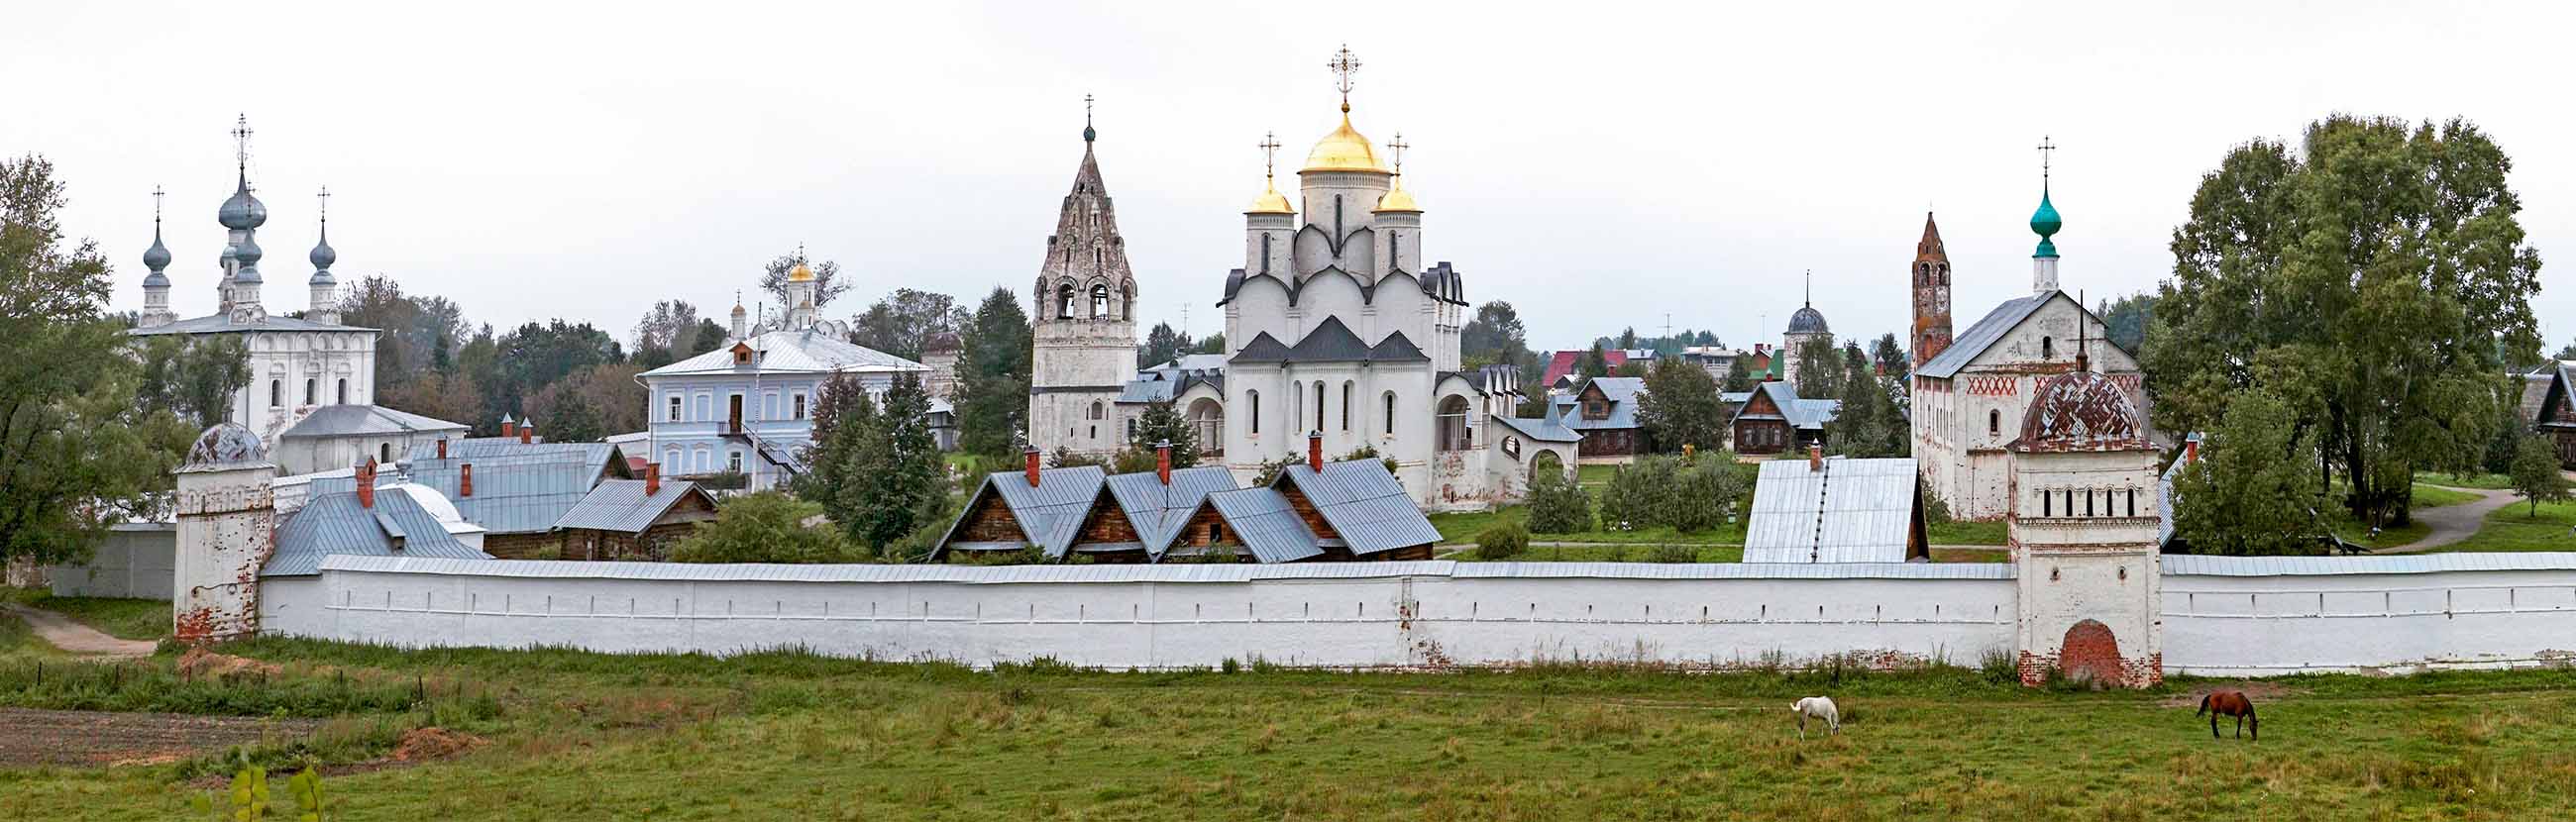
[787,259,815,282]
[1302,115,1390,174]
[1247,181,1294,214]
[1374,175,1421,213]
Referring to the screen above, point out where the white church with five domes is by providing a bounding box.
[1028,49,1580,510]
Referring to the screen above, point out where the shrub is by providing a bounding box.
[1526,469,1594,534]
[669,492,855,564]
[1645,545,1696,564]
[1599,455,1743,533]
[1474,521,1529,560]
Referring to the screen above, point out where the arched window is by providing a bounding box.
[2043,488,2053,517]
[2084,488,2094,516]
[2041,336,2055,360]
[1384,392,1396,435]
[1342,381,1353,431]
[1122,286,1134,320]
[1314,380,1326,433]
[2126,488,2137,517]
[268,380,282,408]
[1090,284,1111,318]
[1436,395,1472,451]
[1056,284,1075,319]
[303,378,316,405]
[378,443,391,463]
[1247,390,1260,434]
[1089,401,1104,421]
[1987,410,2000,437]
[336,378,348,405]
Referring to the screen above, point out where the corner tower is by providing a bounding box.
[1911,212,1952,368]
[2007,362,2162,688]
[1027,99,1140,457]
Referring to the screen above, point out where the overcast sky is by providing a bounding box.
[7,1,2569,354]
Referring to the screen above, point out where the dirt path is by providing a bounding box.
[1,604,157,658]
[2376,486,2520,554]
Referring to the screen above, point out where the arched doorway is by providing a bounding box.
[1436,395,1472,452]
[1530,449,1566,486]
[1186,398,1225,457]
[2058,619,2122,685]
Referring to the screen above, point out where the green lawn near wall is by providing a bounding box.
[2440,499,2576,554]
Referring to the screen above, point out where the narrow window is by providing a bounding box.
[2085,488,2094,517]
[668,396,683,422]
[378,443,391,462]
[1342,381,1352,431]
[2041,337,2055,360]
[2043,489,2052,517]
[1384,391,1395,435]
[2126,488,2136,517]
[304,378,317,405]
[1987,410,2000,437]
[1315,380,1327,433]
[336,378,348,405]
[1249,390,1260,434]
[793,393,807,420]
[728,452,743,473]
[1056,284,1075,319]
[2065,488,2075,517]
[1090,284,1111,318]
[269,380,282,407]
[1259,234,1272,275]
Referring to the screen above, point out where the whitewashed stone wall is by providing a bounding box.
[2163,554,2576,675]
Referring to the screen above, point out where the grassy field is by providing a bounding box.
[2441,499,2576,554]
[2408,483,2483,508]
[2416,471,2516,490]
[8,636,2576,819]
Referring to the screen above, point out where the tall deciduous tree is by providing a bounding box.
[2171,389,2327,555]
[1791,335,1843,401]
[954,287,1032,458]
[1461,301,1537,378]
[2509,435,2571,518]
[1828,341,1908,458]
[136,335,250,429]
[1635,357,1726,453]
[851,288,968,361]
[336,274,466,397]
[0,155,193,564]
[2096,293,2156,357]
[2147,116,2542,527]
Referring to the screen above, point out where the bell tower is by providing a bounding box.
[1911,212,1952,368]
[1027,96,1140,457]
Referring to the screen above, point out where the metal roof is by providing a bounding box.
[403,445,624,535]
[1274,461,1443,556]
[1914,293,2054,379]
[276,404,469,440]
[638,327,925,377]
[311,555,2004,582]
[1196,487,1325,563]
[1744,382,1838,431]
[126,312,376,337]
[551,478,712,533]
[266,487,493,576]
[1494,412,1582,444]
[1743,458,1920,564]
[1455,562,2011,579]
[935,466,1109,559]
[1102,466,1239,556]
[2162,553,2576,576]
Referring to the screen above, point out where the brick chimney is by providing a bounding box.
[1155,439,1172,485]
[645,462,661,496]
[1807,443,1824,472]
[518,421,533,445]
[356,459,377,508]
[500,415,516,440]
[1308,430,1324,473]
[459,462,474,497]
[435,438,448,460]
[2183,437,2200,464]
[1024,447,1042,487]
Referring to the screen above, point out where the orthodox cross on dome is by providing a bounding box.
[1804,269,1812,307]
[152,185,165,225]
[1328,45,1361,112]
[1387,132,1409,174]
[2035,135,2057,185]
[231,114,254,176]
[316,185,331,225]
[1083,93,1097,143]
[1258,132,1282,181]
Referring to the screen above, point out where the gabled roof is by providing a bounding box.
[1542,350,1630,388]
[277,404,469,440]
[265,485,493,576]
[937,466,1109,558]
[1744,382,1838,431]
[128,313,375,337]
[1914,291,2134,380]
[1231,332,1294,362]
[1273,461,1442,556]
[1201,487,1326,564]
[550,478,714,534]
[639,327,924,378]
[1102,466,1239,556]
[1552,376,1645,431]
[2537,362,2576,431]
[402,443,628,535]
[1494,411,1582,444]
[1363,331,1431,362]
[1743,458,1921,564]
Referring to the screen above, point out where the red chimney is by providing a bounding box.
[1307,431,1324,473]
[645,462,661,496]
[356,459,377,509]
[459,462,474,497]
[518,423,533,445]
[1024,447,1042,487]
[500,418,516,439]
[1155,439,1172,485]
[435,438,448,460]
[1807,444,1824,473]
[2184,439,2200,464]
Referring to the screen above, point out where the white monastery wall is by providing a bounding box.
[2162,555,2576,675]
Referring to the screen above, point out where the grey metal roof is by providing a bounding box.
[1551,376,1643,431]
[403,444,625,535]
[1201,487,1325,564]
[1914,293,2054,379]
[265,487,493,576]
[126,312,376,337]
[638,326,925,377]
[1745,382,1839,430]
[1274,461,1442,556]
[1231,332,1293,362]
[1227,320,1429,364]
[936,466,1109,559]
[1455,562,2011,579]
[1494,412,1582,444]
[1744,458,1920,564]
[1102,466,1239,556]
[311,555,2004,582]
[2161,553,2576,576]
[1786,305,1829,334]
[551,478,712,534]
[276,404,470,440]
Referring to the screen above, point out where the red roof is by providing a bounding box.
[1543,350,1629,386]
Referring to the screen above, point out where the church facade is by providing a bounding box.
[1910,176,2146,521]
[1026,51,1579,510]
[129,118,467,474]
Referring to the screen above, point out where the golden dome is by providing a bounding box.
[1246,181,1294,214]
[1301,115,1390,174]
[787,260,814,282]
[1374,175,1421,213]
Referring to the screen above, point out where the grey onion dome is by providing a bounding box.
[218,175,268,230]
[143,231,171,273]
[308,231,336,272]
[1786,305,1829,335]
[182,422,269,469]
[232,235,264,268]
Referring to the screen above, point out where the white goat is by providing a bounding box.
[1791,696,1839,739]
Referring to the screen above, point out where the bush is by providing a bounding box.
[669,492,856,564]
[1526,469,1594,534]
[1474,521,1529,560]
[1599,455,1743,533]
[1645,545,1696,564]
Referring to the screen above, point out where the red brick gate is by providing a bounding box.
[2059,619,2122,685]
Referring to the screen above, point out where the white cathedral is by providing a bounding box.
[1028,50,1579,510]
[129,117,468,475]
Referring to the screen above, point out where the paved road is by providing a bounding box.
[0,605,156,658]
[2376,486,2520,554]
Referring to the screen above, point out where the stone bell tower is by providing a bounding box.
[1911,212,1953,368]
[1027,98,1140,457]
[171,423,277,644]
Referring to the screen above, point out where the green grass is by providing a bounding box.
[1428,506,1745,548]
[13,594,171,642]
[1925,519,2008,546]
[13,640,2576,818]
[2439,498,2576,554]
[2416,470,2516,490]
[1575,463,1617,488]
[1454,544,1748,563]
[2410,482,2483,508]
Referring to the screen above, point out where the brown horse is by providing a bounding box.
[2197,691,2258,741]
